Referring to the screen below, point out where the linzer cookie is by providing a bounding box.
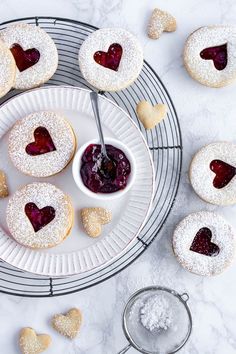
[184,25,236,87]
[173,211,236,276]
[0,23,58,89]
[189,142,236,205]
[78,28,143,91]
[8,111,76,177]
[0,39,16,98]
[6,182,73,249]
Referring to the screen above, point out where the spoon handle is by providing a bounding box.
[90,91,107,157]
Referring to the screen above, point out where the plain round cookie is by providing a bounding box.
[6,183,74,249]
[189,142,236,205]
[184,25,236,87]
[8,111,76,177]
[0,39,16,98]
[0,23,58,90]
[78,28,143,91]
[173,211,236,276]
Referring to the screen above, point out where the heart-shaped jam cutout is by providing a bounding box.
[25,127,56,156]
[10,43,40,72]
[210,159,236,189]
[190,227,220,257]
[94,43,123,71]
[25,202,55,232]
[200,44,227,71]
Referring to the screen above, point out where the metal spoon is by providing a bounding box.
[90,91,116,178]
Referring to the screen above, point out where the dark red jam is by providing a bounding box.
[190,227,220,257]
[10,43,40,72]
[25,202,55,233]
[200,44,227,71]
[210,159,236,189]
[25,127,56,156]
[80,144,131,193]
[94,43,123,71]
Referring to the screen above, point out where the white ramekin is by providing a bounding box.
[72,137,136,200]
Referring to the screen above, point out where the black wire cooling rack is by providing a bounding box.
[0,17,182,297]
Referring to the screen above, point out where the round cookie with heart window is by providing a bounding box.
[184,25,236,87]
[189,142,236,205]
[6,182,74,249]
[8,111,76,177]
[173,211,236,276]
[78,28,143,92]
[0,23,58,90]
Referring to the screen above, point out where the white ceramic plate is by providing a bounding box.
[0,86,154,276]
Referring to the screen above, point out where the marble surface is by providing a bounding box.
[0,0,236,353]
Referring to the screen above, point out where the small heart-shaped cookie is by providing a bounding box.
[52,308,82,339]
[81,207,112,238]
[19,327,51,354]
[148,8,177,39]
[136,101,167,130]
[0,170,8,198]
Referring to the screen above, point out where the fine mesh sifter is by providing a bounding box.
[118,286,192,354]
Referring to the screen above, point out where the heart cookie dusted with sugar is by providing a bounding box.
[0,170,8,198]
[136,101,167,130]
[19,327,51,354]
[81,207,112,238]
[52,308,82,339]
[148,8,177,39]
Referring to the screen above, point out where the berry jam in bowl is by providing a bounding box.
[72,138,136,200]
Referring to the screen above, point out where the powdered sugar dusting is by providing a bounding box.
[6,182,73,249]
[52,308,82,339]
[140,294,173,331]
[8,111,75,177]
[189,142,236,205]
[184,26,236,87]
[19,328,51,354]
[148,8,176,39]
[81,207,112,238]
[78,28,143,91]
[0,23,58,89]
[0,40,15,97]
[173,211,236,276]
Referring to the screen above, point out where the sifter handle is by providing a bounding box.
[117,343,132,354]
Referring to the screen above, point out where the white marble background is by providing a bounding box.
[0,0,236,353]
